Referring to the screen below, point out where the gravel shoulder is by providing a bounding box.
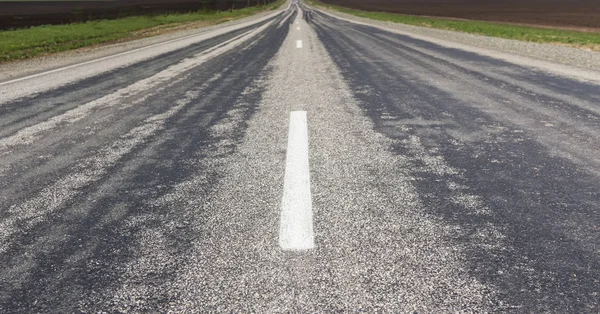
[0,2,290,83]
[306,3,600,83]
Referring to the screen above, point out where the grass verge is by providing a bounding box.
[307,0,600,51]
[0,0,285,63]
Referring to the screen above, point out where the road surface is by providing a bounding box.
[0,2,598,312]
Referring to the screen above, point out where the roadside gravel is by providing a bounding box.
[0,4,288,83]
[308,5,600,80]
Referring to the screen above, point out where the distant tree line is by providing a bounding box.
[0,0,277,30]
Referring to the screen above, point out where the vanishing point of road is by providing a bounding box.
[0,1,598,312]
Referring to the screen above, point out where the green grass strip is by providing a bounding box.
[307,0,600,51]
[0,0,284,63]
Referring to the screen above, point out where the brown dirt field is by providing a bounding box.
[320,0,600,32]
[0,0,273,30]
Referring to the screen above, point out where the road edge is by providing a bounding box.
[0,0,291,83]
[306,3,600,83]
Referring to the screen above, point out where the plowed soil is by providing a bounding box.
[320,0,600,32]
[0,0,273,30]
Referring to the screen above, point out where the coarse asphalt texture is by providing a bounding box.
[0,1,599,312]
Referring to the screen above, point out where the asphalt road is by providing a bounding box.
[0,2,599,313]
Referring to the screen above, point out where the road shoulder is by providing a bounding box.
[306,4,600,83]
[0,2,291,84]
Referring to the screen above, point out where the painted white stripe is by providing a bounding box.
[0,25,268,149]
[297,27,300,30]
[0,25,248,88]
[296,40,303,49]
[279,111,314,251]
[0,9,287,88]
[0,38,191,87]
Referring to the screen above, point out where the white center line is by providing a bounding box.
[296,40,303,49]
[297,27,300,30]
[279,111,314,251]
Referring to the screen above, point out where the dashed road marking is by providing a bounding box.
[279,111,314,251]
[296,40,303,49]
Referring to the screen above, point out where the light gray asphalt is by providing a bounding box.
[0,1,599,312]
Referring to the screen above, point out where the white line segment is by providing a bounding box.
[279,111,314,251]
[0,26,245,87]
[296,40,303,49]
[0,7,289,88]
